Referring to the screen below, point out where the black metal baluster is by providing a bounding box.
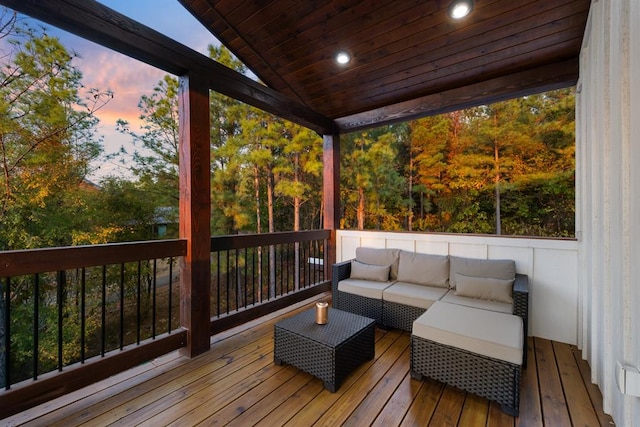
[33,274,39,380]
[57,271,64,371]
[152,259,157,338]
[226,251,230,314]
[80,268,86,363]
[119,264,125,349]
[278,244,283,296]
[308,240,312,287]
[299,242,305,289]
[136,261,141,344]
[314,240,319,285]
[303,241,308,288]
[267,246,271,300]
[243,248,249,306]
[4,277,11,389]
[235,249,240,310]
[324,238,328,282]
[251,248,256,304]
[168,257,173,333]
[101,265,106,357]
[216,251,221,317]
[283,243,292,292]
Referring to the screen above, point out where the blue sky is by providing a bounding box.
[43,1,220,180]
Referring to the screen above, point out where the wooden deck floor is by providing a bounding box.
[4,294,615,427]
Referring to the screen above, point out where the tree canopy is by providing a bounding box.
[0,10,576,251]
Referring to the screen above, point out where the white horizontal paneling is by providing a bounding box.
[385,239,414,251]
[449,243,487,259]
[415,240,448,255]
[336,230,578,344]
[531,248,578,344]
[339,236,360,261]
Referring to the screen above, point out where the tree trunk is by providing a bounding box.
[494,115,502,235]
[357,187,365,230]
[254,165,262,300]
[408,139,414,231]
[294,153,300,291]
[267,171,276,299]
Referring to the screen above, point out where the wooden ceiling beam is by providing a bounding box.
[0,0,335,134]
[334,58,579,133]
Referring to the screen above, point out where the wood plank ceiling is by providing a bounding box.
[180,0,590,133]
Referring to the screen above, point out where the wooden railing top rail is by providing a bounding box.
[211,230,330,252]
[0,239,187,276]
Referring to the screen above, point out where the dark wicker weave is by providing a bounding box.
[331,260,352,310]
[274,307,375,392]
[410,274,529,416]
[411,335,521,416]
[331,260,384,324]
[382,300,426,332]
[512,274,529,368]
[338,291,384,324]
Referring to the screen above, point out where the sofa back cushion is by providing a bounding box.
[396,251,449,288]
[349,260,391,282]
[356,247,401,280]
[449,256,516,289]
[453,273,514,303]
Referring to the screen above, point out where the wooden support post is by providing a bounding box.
[323,133,340,277]
[178,73,211,357]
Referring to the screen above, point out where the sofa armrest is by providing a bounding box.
[513,273,529,368]
[513,274,529,320]
[332,260,352,308]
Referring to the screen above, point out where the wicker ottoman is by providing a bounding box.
[410,301,524,416]
[274,307,375,392]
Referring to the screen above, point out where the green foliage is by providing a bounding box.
[0,13,110,250]
[116,75,179,205]
[341,129,406,230]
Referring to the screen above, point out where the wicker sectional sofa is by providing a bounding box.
[331,247,529,416]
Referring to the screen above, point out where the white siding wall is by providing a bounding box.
[578,0,640,424]
[336,230,578,345]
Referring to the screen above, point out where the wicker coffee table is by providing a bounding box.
[274,307,375,392]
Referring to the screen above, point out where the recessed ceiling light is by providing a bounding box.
[335,51,351,65]
[449,0,473,19]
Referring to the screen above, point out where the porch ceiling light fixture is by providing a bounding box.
[335,51,351,65]
[449,0,473,19]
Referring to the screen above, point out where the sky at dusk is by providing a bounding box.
[38,1,221,180]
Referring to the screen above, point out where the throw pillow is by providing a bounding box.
[454,273,514,303]
[449,256,516,289]
[355,247,401,279]
[350,260,391,282]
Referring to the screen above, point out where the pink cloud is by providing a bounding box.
[74,48,168,128]
[68,46,172,180]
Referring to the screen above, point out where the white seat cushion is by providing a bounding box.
[338,278,393,300]
[383,282,448,309]
[441,290,512,314]
[413,301,523,365]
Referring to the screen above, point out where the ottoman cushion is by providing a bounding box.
[412,301,523,365]
[441,290,512,314]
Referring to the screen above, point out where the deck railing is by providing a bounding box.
[0,230,332,418]
[0,240,188,394]
[209,230,331,334]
